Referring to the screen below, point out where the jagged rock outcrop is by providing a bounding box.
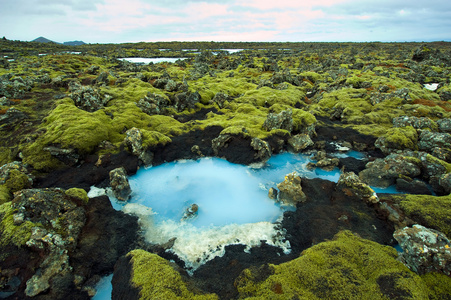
[287,134,313,152]
[69,81,111,112]
[211,92,230,108]
[137,92,170,115]
[418,130,451,151]
[359,154,421,187]
[173,91,200,112]
[124,127,153,165]
[393,116,436,130]
[262,110,293,132]
[394,224,451,276]
[109,167,132,201]
[250,138,272,161]
[43,145,80,166]
[308,150,340,171]
[337,171,379,204]
[276,172,306,205]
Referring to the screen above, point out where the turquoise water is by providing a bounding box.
[93,151,406,298]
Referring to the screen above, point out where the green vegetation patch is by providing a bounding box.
[65,188,89,205]
[380,126,419,151]
[20,98,182,171]
[421,272,451,300]
[128,249,218,300]
[236,231,430,299]
[188,74,257,104]
[0,185,11,205]
[0,202,39,248]
[394,194,451,238]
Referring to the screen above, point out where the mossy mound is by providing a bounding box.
[393,194,451,238]
[0,202,39,248]
[128,249,218,300]
[65,187,89,205]
[235,231,441,299]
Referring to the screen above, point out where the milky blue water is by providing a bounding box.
[92,151,406,298]
[92,275,113,300]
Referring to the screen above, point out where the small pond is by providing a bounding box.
[90,150,402,298]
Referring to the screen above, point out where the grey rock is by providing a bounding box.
[251,137,272,161]
[337,171,379,203]
[437,118,451,133]
[43,146,80,166]
[25,252,72,297]
[13,188,86,251]
[69,81,110,112]
[288,134,313,152]
[212,92,229,108]
[124,128,153,165]
[263,110,293,132]
[137,92,170,115]
[174,91,200,112]
[109,167,132,201]
[418,130,451,151]
[0,161,33,185]
[359,154,421,188]
[438,173,451,194]
[276,172,306,205]
[95,71,110,86]
[164,79,178,92]
[393,116,436,130]
[394,224,451,276]
[212,134,232,156]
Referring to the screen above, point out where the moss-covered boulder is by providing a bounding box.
[375,126,418,154]
[392,194,451,239]
[235,231,450,299]
[122,249,218,300]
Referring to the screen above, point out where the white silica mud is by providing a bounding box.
[424,83,439,91]
[93,151,402,272]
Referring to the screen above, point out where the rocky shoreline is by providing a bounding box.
[1,40,451,299]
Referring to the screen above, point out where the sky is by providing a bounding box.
[1,0,450,44]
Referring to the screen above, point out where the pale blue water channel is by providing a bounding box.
[90,150,401,298]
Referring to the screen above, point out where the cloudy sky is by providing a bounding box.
[1,0,450,43]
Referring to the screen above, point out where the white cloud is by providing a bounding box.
[0,0,450,43]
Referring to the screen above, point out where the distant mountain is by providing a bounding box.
[64,41,85,46]
[32,36,58,43]
[31,37,86,45]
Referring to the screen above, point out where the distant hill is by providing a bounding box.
[32,36,58,43]
[31,37,86,45]
[64,41,85,46]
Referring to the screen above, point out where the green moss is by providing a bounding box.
[0,185,11,205]
[0,202,38,248]
[237,85,305,107]
[141,129,172,148]
[188,75,257,104]
[382,126,418,151]
[236,231,429,300]
[4,169,32,194]
[128,249,218,300]
[299,71,324,83]
[65,188,89,205]
[394,194,451,238]
[421,272,451,300]
[425,154,451,173]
